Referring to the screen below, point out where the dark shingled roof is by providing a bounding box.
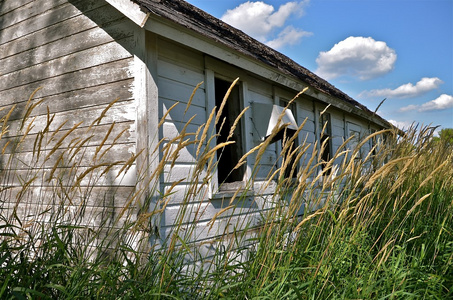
[131,0,390,127]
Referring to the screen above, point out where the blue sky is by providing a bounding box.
[186,0,453,133]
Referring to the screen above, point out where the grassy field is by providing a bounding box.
[0,89,452,299]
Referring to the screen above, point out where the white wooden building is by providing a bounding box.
[0,0,391,253]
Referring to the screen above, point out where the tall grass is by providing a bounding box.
[0,86,452,299]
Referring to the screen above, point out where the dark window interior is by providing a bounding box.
[215,78,245,184]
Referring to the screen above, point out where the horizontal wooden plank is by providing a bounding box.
[248,89,273,104]
[248,78,273,98]
[1,39,133,90]
[0,186,136,208]
[1,142,136,170]
[297,107,315,121]
[331,126,345,138]
[0,0,68,29]
[158,77,205,107]
[162,212,263,243]
[300,131,316,144]
[5,100,136,136]
[161,142,199,164]
[0,0,34,17]
[161,98,206,126]
[157,37,204,72]
[1,21,134,75]
[0,164,137,187]
[1,79,134,121]
[299,118,315,132]
[158,59,205,89]
[0,1,106,45]
[162,121,205,140]
[163,164,207,184]
[0,58,134,106]
[3,204,137,229]
[297,95,314,108]
[162,183,210,205]
[1,121,135,155]
[0,5,126,59]
[164,196,262,227]
[253,165,276,181]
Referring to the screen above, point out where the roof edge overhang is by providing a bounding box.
[106,0,394,130]
[105,0,150,27]
[143,15,392,129]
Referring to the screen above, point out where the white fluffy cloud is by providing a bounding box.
[221,1,311,49]
[360,77,444,99]
[388,119,415,130]
[266,25,312,49]
[315,36,397,80]
[399,94,453,112]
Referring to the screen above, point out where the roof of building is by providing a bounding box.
[131,0,391,127]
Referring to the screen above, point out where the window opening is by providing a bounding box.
[215,78,245,185]
[319,112,332,175]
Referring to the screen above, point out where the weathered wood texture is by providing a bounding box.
[155,38,313,246]
[0,0,140,223]
[155,39,266,244]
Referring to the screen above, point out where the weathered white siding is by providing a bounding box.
[247,77,276,181]
[155,40,283,250]
[296,96,317,171]
[0,0,139,227]
[0,0,390,264]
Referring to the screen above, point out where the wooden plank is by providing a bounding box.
[161,98,206,126]
[162,211,263,243]
[0,0,34,17]
[162,183,209,205]
[1,21,134,75]
[164,197,261,227]
[0,186,135,208]
[0,164,137,187]
[299,118,315,132]
[298,97,315,113]
[0,1,107,45]
[251,150,278,166]
[248,90,273,105]
[163,164,207,184]
[254,165,277,181]
[5,100,136,136]
[157,37,204,72]
[300,131,316,145]
[157,59,205,89]
[248,78,273,98]
[0,121,135,154]
[158,76,205,107]
[4,204,137,229]
[1,143,136,170]
[1,39,133,90]
[162,121,204,141]
[0,0,68,29]
[161,142,198,164]
[0,79,134,121]
[331,125,345,139]
[0,58,133,106]
[0,6,126,59]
